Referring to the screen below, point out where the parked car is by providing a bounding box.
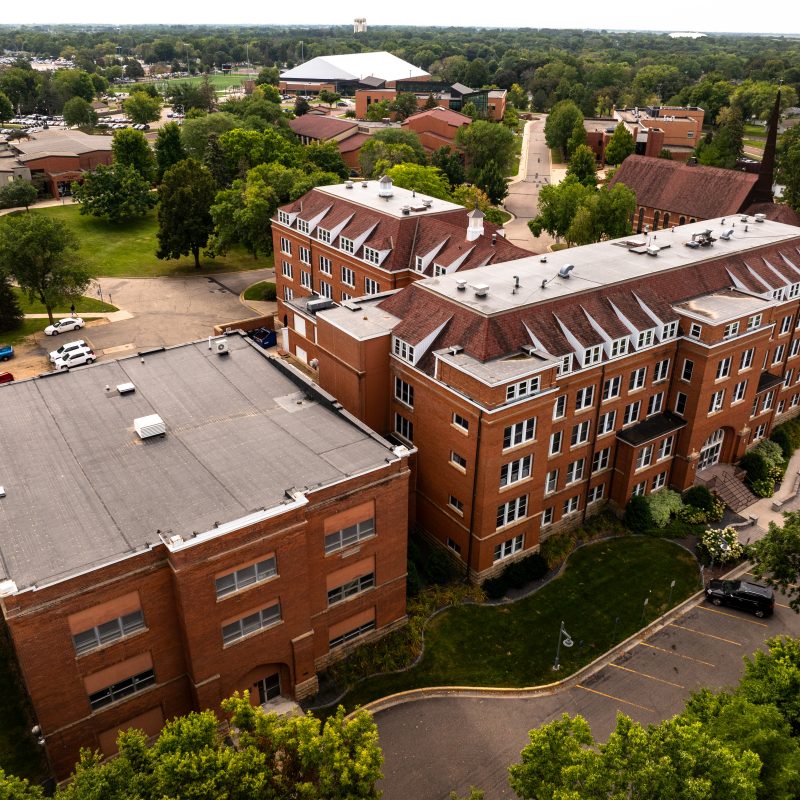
[0,372,13,384]
[248,327,277,348]
[705,579,775,617]
[49,339,89,363]
[44,317,85,336]
[0,343,13,361]
[53,349,96,370]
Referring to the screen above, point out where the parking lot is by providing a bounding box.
[374,572,800,800]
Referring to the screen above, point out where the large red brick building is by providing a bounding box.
[281,213,800,580]
[401,107,472,153]
[0,335,410,778]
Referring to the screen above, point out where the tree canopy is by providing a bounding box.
[777,127,800,214]
[384,163,452,200]
[544,100,584,156]
[750,510,800,612]
[154,121,187,182]
[112,128,156,182]
[74,163,156,223]
[604,123,635,166]
[123,91,162,124]
[62,96,96,129]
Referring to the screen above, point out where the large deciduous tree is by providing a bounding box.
[777,127,800,213]
[604,123,635,166]
[0,214,92,324]
[566,144,598,187]
[112,128,156,182]
[0,180,38,211]
[543,100,584,157]
[384,163,452,199]
[0,91,13,122]
[697,106,744,169]
[123,91,162,124]
[62,96,97,129]
[156,158,216,268]
[74,163,156,222]
[0,273,23,332]
[750,511,800,612]
[154,121,186,182]
[390,92,420,121]
[180,111,238,159]
[456,120,515,201]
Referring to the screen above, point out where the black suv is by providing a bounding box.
[705,579,775,618]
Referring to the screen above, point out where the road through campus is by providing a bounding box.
[374,572,800,799]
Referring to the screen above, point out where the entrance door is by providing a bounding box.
[256,673,280,704]
[698,429,724,470]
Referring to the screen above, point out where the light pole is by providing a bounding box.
[552,620,574,671]
[640,591,651,627]
[667,579,676,608]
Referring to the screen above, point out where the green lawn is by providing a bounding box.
[335,537,700,712]
[0,319,45,345]
[141,73,253,94]
[743,123,767,137]
[744,139,766,150]
[243,280,276,301]
[14,206,270,278]
[12,288,117,315]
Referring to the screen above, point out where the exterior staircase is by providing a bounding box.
[698,466,758,512]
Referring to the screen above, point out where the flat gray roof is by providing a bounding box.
[0,335,398,592]
[316,180,464,219]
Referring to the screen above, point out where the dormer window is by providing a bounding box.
[689,322,702,339]
[433,264,446,277]
[506,377,540,402]
[746,314,762,331]
[772,288,784,300]
[610,338,628,358]
[340,237,354,254]
[789,283,800,299]
[317,228,331,243]
[414,256,424,272]
[297,219,309,234]
[363,246,381,265]
[557,354,573,376]
[278,211,291,225]
[661,321,678,340]
[723,321,739,340]
[636,329,655,349]
[583,345,602,368]
[392,336,414,363]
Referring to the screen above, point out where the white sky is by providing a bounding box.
[2,0,800,36]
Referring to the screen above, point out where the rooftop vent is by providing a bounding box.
[345,180,354,189]
[740,215,749,223]
[455,278,467,291]
[422,198,433,208]
[448,345,463,355]
[116,382,136,395]
[646,246,660,256]
[558,264,575,278]
[213,338,229,355]
[361,181,368,188]
[401,205,411,215]
[754,213,766,223]
[378,175,393,198]
[472,283,490,298]
[720,228,735,240]
[134,414,166,440]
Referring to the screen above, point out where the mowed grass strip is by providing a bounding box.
[12,287,117,315]
[17,205,270,278]
[337,537,700,711]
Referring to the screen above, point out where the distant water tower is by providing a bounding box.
[354,18,367,33]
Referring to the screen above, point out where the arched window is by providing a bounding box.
[637,207,645,233]
[653,210,660,229]
[663,212,670,228]
[679,216,686,225]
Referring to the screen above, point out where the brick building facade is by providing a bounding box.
[299,216,800,580]
[0,336,410,778]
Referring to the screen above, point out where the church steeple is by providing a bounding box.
[750,90,781,205]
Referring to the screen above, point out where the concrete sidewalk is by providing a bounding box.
[24,311,133,322]
[0,196,77,216]
[738,445,800,534]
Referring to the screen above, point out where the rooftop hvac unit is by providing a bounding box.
[472,283,490,298]
[720,228,735,240]
[455,278,467,291]
[214,338,229,355]
[134,414,166,440]
[116,382,136,395]
[307,297,335,314]
[345,180,354,189]
[754,213,766,222]
[646,246,660,256]
[558,264,575,278]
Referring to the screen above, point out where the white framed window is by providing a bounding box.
[593,447,610,473]
[588,483,605,503]
[583,344,602,367]
[762,390,774,412]
[327,572,375,606]
[394,412,413,442]
[791,340,800,358]
[553,395,567,419]
[562,495,580,516]
[549,430,563,455]
[450,451,467,470]
[785,369,794,388]
[283,286,294,301]
[653,358,670,383]
[708,389,725,413]
[716,356,732,380]
[216,557,277,600]
[557,353,573,376]
[319,281,332,299]
[299,246,311,265]
[598,410,616,436]
[623,401,640,426]
[363,246,381,265]
[675,392,687,415]
[647,392,663,416]
[282,260,293,279]
[280,236,292,255]
[393,337,414,363]
[610,338,628,357]
[432,264,446,277]
[773,344,785,365]
[565,458,584,484]
[452,412,470,432]
[317,228,331,244]
[542,507,554,526]
[689,322,702,339]
[448,496,464,515]
[682,359,694,381]
[658,436,674,460]
[365,277,380,295]
[496,496,528,529]
[500,455,533,487]
[571,420,590,446]
[222,602,282,646]
[300,270,312,290]
[545,469,558,494]
[494,533,524,562]
[340,237,354,254]
[341,266,355,287]
[296,219,309,234]
[792,394,800,408]
[740,348,754,370]
[507,377,540,402]
[792,284,800,300]
[632,480,647,497]
[652,471,667,491]
[629,367,647,391]
[747,314,762,331]
[575,385,595,411]
[778,400,786,414]
[603,375,621,401]
[447,538,462,554]
[751,397,759,418]
[341,292,352,302]
[636,444,653,470]
[414,255,424,272]
[636,329,655,349]
[504,418,537,448]
[781,315,793,335]
[394,376,414,407]
[319,255,332,274]
[723,321,739,340]
[661,321,678,340]
[278,210,291,225]
[754,423,767,441]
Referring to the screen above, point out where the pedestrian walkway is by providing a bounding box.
[738,445,800,534]
[0,196,77,216]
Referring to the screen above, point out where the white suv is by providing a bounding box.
[53,349,96,370]
[49,339,89,363]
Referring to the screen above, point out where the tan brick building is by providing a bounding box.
[0,335,410,778]
[298,216,800,580]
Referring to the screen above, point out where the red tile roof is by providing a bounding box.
[402,107,472,128]
[338,132,370,153]
[744,202,800,227]
[609,156,759,219]
[288,115,358,141]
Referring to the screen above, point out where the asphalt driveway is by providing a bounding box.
[375,572,800,800]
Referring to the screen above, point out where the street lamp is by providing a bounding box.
[552,620,574,671]
[640,591,651,627]
[668,579,676,608]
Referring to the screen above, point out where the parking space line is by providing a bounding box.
[776,601,792,609]
[697,606,768,627]
[609,663,685,688]
[575,684,655,713]
[668,623,742,646]
[638,642,715,667]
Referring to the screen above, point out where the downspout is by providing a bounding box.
[465,407,484,581]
